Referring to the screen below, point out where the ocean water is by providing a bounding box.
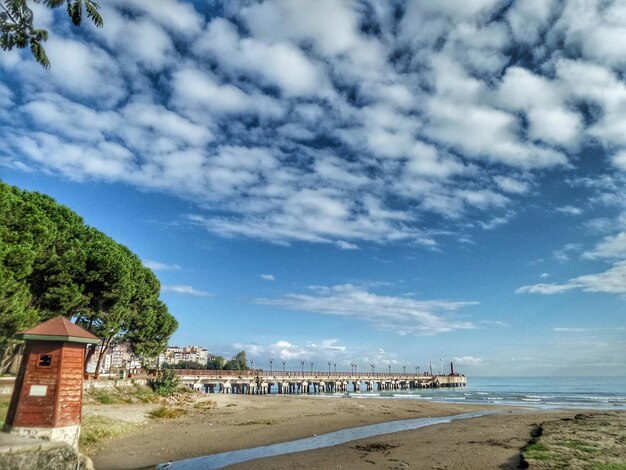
[351,376,626,410]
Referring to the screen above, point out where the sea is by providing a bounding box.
[346,376,626,410]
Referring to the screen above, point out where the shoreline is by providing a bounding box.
[85,393,624,470]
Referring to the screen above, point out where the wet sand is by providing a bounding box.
[88,394,619,470]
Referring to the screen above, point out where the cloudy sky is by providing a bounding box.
[2,0,626,376]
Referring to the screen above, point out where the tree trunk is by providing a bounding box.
[93,337,112,377]
[0,343,17,375]
[84,343,96,372]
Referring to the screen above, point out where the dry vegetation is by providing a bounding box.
[0,395,10,426]
[80,415,140,452]
[83,384,161,405]
[148,406,186,419]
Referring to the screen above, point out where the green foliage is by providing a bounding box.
[0,0,103,68]
[90,389,116,405]
[149,368,180,397]
[207,355,225,370]
[0,181,178,373]
[224,351,248,370]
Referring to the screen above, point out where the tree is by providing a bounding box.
[0,0,103,68]
[206,355,225,370]
[224,351,248,371]
[0,181,178,373]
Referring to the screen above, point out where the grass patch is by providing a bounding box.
[148,406,186,419]
[522,413,626,469]
[88,389,119,405]
[225,403,238,407]
[238,419,273,426]
[559,440,600,453]
[80,415,137,450]
[524,442,554,461]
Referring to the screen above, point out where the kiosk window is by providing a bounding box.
[39,355,52,367]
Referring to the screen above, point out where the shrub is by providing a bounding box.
[149,369,179,397]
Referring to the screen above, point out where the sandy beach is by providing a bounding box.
[84,393,622,470]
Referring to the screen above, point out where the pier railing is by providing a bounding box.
[172,369,461,379]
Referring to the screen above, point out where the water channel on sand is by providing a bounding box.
[166,410,500,470]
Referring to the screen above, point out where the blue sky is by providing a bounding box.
[1,0,625,376]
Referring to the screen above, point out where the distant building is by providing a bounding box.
[85,342,141,373]
[161,345,209,367]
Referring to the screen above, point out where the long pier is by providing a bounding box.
[174,370,466,394]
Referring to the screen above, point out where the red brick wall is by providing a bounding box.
[6,341,85,428]
[55,343,84,426]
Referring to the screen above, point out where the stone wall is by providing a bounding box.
[0,433,93,470]
[84,378,148,389]
[0,377,149,396]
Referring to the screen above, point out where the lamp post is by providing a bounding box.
[269,358,273,374]
[351,362,354,374]
[301,360,305,375]
[403,365,406,376]
[328,361,331,375]
[415,366,418,375]
[282,360,286,373]
[310,361,314,373]
[388,364,391,374]
[370,363,375,374]
[355,363,358,375]
[250,359,254,371]
[333,362,337,373]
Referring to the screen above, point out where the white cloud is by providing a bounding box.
[494,176,530,194]
[171,67,282,117]
[554,327,588,332]
[195,18,330,98]
[583,232,626,260]
[5,0,626,252]
[233,338,349,364]
[452,356,483,366]
[260,274,275,281]
[515,283,579,295]
[556,205,583,216]
[255,284,477,335]
[143,260,181,271]
[161,284,213,297]
[517,261,626,295]
[553,243,582,262]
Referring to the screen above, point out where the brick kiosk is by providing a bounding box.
[4,316,99,448]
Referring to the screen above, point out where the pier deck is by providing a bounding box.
[173,370,467,394]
